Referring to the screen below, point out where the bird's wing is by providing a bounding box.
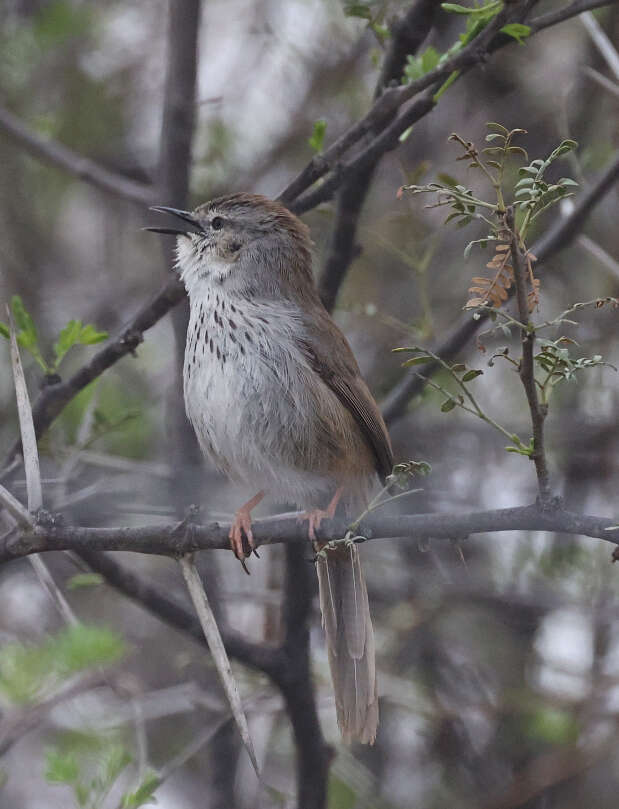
[298,308,393,483]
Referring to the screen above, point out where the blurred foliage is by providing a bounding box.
[0,624,124,705]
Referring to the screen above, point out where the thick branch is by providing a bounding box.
[2,503,617,564]
[317,0,438,313]
[508,208,551,501]
[0,104,152,205]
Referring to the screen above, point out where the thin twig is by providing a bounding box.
[381,149,619,424]
[178,555,260,777]
[8,310,78,625]
[507,208,552,502]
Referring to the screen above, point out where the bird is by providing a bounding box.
[147,193,393,744]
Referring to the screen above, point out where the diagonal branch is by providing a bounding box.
[0,104,153,205]
[317,0,438,313]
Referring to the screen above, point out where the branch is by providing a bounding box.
[2,503,617,564]
[380,149,619,424]
[2,2,617,472]
[508,208,551,501]
[527,0,617,35]
[317,0,438,313]
[0,104,152,205]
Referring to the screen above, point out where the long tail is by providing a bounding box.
[316,543,378,744]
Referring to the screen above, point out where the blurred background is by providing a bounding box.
[0,1,618,807]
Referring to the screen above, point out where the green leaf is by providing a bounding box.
[45,749,79,784]
[500,22,531,44]
[308,119,327,153]
[122,772,160,808]
[441,2,476,13]
[462,369,483,381]
[11,294,38,350]
[441,398,456,412]
[54,319,83,363]
[53,625,124,674]
[0,322,9,339]
[66,573,104,590]
[402,355,432,366]
[420,45,440,73]
[78,323,108,345]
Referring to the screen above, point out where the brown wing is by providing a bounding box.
[298,308,393,483]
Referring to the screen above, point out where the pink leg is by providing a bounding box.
[229,490,265,572]
[302,487,344,542]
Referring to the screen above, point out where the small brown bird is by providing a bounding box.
[148,193,393,744]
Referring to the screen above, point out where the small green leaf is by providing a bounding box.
[441,398,456,412]
[441,2,476,13]
[500,22,531,44]
[420,46,440,73]
[0,322,9,339]
[122,772,160,808]
[54,319,83,363]
[462,369,483,381]
[66,573,104,590]
[308,119,327,153]
[402,355,432,367]
[78,324,108,345]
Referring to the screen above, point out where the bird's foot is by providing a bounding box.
[299,487,344,543]
[228,491,264,574]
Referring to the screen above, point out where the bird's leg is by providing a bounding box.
[229,490,264,572]
[302,486,344,543]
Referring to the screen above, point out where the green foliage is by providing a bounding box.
[328,773,357,809]
[44,730,154,809]
[66,573,105,590]
[402,46,440,82]
[501,22,531,44]
[534,336,616,404]
[0,624,124,704]
[398,125,578,255]
[121,773,160,808]
[0,295,108,374]
[515,139,578,228]
[308,119,327,153]
[343,1,391,44]
[523,706,579,746]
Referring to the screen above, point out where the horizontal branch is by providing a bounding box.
[2,502,617,565]
[0,104,153,206]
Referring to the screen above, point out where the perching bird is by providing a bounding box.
[148,193,393,743]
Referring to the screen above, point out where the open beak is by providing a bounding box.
[143,206,203,236]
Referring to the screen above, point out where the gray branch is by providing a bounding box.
[2,503,617,565]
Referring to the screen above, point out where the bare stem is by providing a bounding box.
[507,208,552,502]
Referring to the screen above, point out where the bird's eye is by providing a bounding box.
[211,216,224,230]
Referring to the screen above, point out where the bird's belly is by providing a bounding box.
[183,339,335,506]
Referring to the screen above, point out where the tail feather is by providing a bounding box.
[317,544,378,744]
